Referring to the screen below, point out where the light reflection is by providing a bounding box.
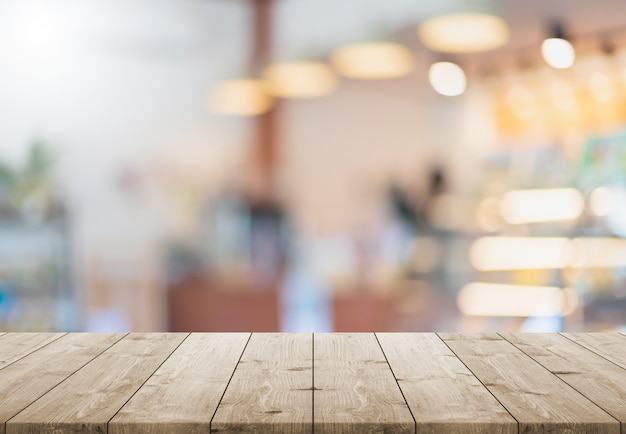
[499,188,584,224]
[458,283,567,317]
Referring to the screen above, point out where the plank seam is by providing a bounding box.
[560,333,626,371]
[436,333,521,433]
[312,332,314,434]
[0,332,68,372]
[105,332,191,433]
[4,332,128,430]
[374,333,416,434]
[498,333,621,426]
[209,332,253,433]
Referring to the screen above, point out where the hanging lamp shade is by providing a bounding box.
[209,78,273,116]
[541,22,575,69]
[262,61,337,98]
[429,61,466,96]
[330,42,415,80]
[418,13,509,53]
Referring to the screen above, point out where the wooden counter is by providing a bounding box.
[0,332,625,433]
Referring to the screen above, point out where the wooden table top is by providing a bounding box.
[0,332,625,433]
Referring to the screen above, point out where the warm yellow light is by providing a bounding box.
[500,188,584,224]
[418,13,509,53]
[458,283,567,317]
[569,238,626,268]
[589,72,613,103]
[541,38,575,69]
[470,237,571,271]
[590,187,613,216]
[428,62,466,96]
[506,85,536,120]
[330,42,415,80]
[262,61,337,99]
[549,79,576,111]
[209,79,273,116]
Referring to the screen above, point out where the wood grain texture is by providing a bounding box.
[377,333,516,434]
[440,333,619,434]
[0,333,125,434]
[211,333,312,434]
[502,333,626,434]
[6,333,186,434]
[314,333,413,434]
[0,333,65,370]
[562,333,626,369]
[109,333,250,434]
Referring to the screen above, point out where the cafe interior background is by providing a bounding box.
[1,0,626,333]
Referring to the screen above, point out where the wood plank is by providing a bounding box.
[440,333,619,434]
[7,333,186,434]
[0,333,65,370]
[314,333,414,434]
[211,333,312,434]
[562,333,626,369]
[109,333,250,434]
[377,333,516,434]
[0,333,125,434]
[502,333,626,434]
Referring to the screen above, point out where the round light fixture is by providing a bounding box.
[209,79,273,116]
[541,38,575,69]
[418,13,509,53]
[428,61,466,96]
[262,61,337,99]
[330,42,415,80]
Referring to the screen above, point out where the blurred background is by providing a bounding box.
[1,0,626,333]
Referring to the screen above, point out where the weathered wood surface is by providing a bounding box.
[0,333,124,434]
[7,333,186,434]
[212,333,312,433]
[440,333,620,434]
[0,333,65,370]
[1,332,625,434]
[562,333,626,370]
[377,333,516,434]
[110,333,250,434]
[314,333,414,433]
[502,333,626,433]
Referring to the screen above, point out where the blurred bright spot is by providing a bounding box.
[500,188,584,224]
[590,186,613,216]
[561,287,580,316]
[330,42,415,80]
[458,282,568,316]
[470,237,571,270]
[262,61,337,99]
[417,13,509,53]
[475,197,502,232]
[589,72,614,102]
[209,79,274,116]
[570,237,626,268]
[541,38,575,69]
[506,85,536,120]
[605,186,626,238]
[549,79,577,111]
[428,62,466,96]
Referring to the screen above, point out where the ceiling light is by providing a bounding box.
[418,13,509,53]
[428,61,466,96]
[330,42,415,80]
[209,79,273,116]
[262,61,337,99]
[541,23,575,69]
